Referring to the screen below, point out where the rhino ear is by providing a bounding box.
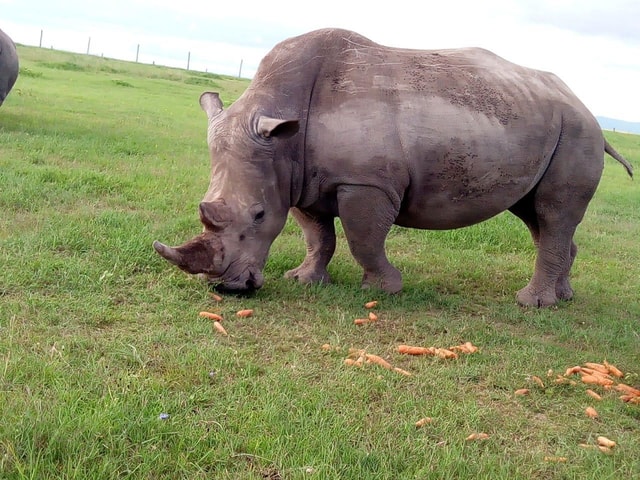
[257,116,299,139]
[199,200,232,230]
[199,92,224,118]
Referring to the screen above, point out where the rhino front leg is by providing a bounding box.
[284,207,336,284]
[337,185,402,293]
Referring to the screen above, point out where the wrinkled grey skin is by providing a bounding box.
[154,28,633,307]
[0,28,19,106]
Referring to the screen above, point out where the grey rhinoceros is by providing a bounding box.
[154,28,633,307]
[0,28,19,106]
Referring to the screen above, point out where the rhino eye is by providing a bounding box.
[254,210,265,223]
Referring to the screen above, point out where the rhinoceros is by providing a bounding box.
[0,28,19,106]
[154,28,633,307]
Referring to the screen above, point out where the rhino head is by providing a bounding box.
[153,91,299,292]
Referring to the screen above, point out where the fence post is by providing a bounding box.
[39,29,43,48]
[238,59,243,78]
[187,51,190,70]
[136,44,140,63]
[87,37,91,55]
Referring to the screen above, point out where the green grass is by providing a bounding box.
[1,45,639,479]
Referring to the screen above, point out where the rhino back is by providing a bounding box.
[0,28,19,104]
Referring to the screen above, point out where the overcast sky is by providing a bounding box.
[2,0,639,121]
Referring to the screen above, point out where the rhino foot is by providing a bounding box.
[555,279,574,301]
[284,265,331,285]
[361,267,402,294]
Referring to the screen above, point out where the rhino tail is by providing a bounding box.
[605,140,633,178]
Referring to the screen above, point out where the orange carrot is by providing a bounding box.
[586,389,602,401]
[565,366,582,376]
[393,367,412,376]
[364,301,378,309]
[603,360,624,378]
[620,395,640,404]
[213,321,228,336]
[368,312,378,321]
[580,368,613,380]
[415,417,433,427]
[583,362,609,375]
[531,375,545,388]
[585,406,598,419]
[514,388,530,396]
[434,348,458,360]
[466,433,489,441]
[199,311,224,321]
[209,293,223,302]
[365,353,393,370]
[543,456,568,463]
[398,345,435,355]
[354,318,374,325]
[236,309,253,318]
[614,383,640,396]
[597,436,616,449]
[581,375,614,386]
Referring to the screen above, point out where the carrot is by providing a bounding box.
[213,321,228,336]
[368,312,378,321]
[565,366,582,376]
[209,293,223,302]
[585,406,598,419]
[531,375,545,388]
[415,417,433,427]
[398,345,435,356]
[603,360,624,378]
[354,318,375,325]
[364,301,378,309]
[598,446,613,454]
[580,368,613,380]
[620,395,640,404]
[581,375,614,386]
[344,358,358,366]
[583,362,609,375]
[514,388,530,396]
[585,389,602,401]
[465,433,489,441]
[614,383,640,396]
[365,353,393,370]
[597,436,616,449]
[393,367,412,376]
[434,348,458,360]
[236,309,253,318]
[321,343,332,351]
[199,311,223,321]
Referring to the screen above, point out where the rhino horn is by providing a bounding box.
[153,240,183,266]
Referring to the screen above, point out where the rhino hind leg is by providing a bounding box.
[336,185,402,293]
[284,208,336,284]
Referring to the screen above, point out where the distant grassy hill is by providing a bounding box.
[597,116,640,134]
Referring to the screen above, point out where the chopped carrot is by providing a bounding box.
[321,343,332,351]
[531,375,545,388]
[344,358,358,366]
[209,293,223,302]
[597,436,616,449]
[236,309,253,318]
[598,446,613,454]
[603,360,624,378]
[585,406,598,419]
[614,383,640,396]
[514,388,530,396]
[620,395,640,404]
[354,318,375,325]
[199,311,223,321]
[466,433,489,441]
[415,417,432,427]
[365,353,393,370]
[213,321,228,336]
[586,389,602,401]
[368,312,378,321]
[393,367,412,376]
[434,348,458,360]
[580,368,613,380]
[584,362,609,375]
[581,375,614,386]
[364,301,378,309]
[397,345,435,356]
[565,366,582,376]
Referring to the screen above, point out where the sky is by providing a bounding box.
[2,0,639,122]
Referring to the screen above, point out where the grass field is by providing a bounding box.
[1,45,639,479]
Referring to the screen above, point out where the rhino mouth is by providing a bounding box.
[207,265,264,293]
